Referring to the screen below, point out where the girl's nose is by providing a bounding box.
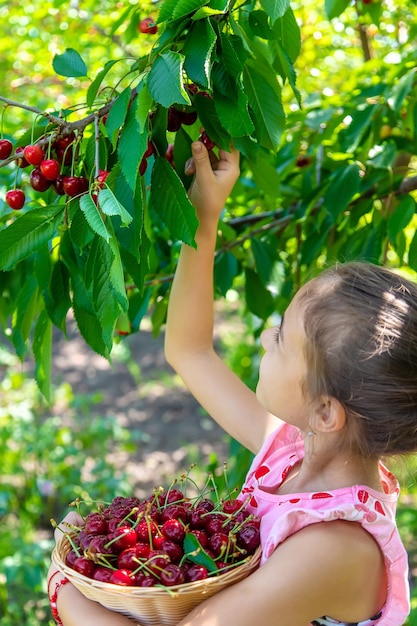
[260,326,276,350]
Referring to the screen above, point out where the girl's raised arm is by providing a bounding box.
[164,142,279,454]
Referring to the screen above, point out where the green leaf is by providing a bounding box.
[245,267,274,319]
[242,58,285,150]
[271,41,301,106]
[408,230,417,272]
[45,260,71,331]
[172,0,209,20]
[248,10,276,39]
[84,236,123,352]
[98,188,133,227]
[147,52,191,107]
[33,309,52,403]
[87,60,119,108]
[272,6,301,63]
[118,99,148,191]
[340,104,377,153]
[70,207,95,250]
[389,69,416,113]
[218,32,246,81]
[11,276,39,360]
[183,533,218,572]
[259,0,290,23]
[183,19,217,89]
[158,0,181,22]
[323,164,361,220]
[214,88,255,137]
[0,206,65,271]
[324,0,350,20]
[251,238,276,284]
[150,157,199,247]
[193,93,231,150]
[106,87,131,149]
[387,196,416,243]
[135,84,153,132]
[214,251,238,296]
[52,48,87,77]
[79,194,111,241]
[111,166,143,256]
[108,235,129,311]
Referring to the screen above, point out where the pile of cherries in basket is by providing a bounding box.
[62,488,261,588]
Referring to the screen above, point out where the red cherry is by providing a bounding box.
[14,146,30,168]
[208,531,233,557]
[296,155,311,168]
[236,523,261,554]
[167,107,183,132]
[160,504,189,524]
[138,17,158,34]
[144,140,155,159]
[40,159,60,181]
[136,574,156,587]
[77,176,89,194]
[97,169,109,188]
[72,556,95,578]
[159,563,185,586]
[139,158,147,176]
[93,567,113,583]
[54,146,73,166]
[55,131,75,150]
[182,110,198,126]
[30,168,52,192]
[198,131,216,151]
[222,499,244,515]
[109,569,134,586]
[185,564,209,582]
[108,526,137,552]
[153,537,183,563]
[117,547,142,570]
[145,550,171,575]
[87,535,109,555]
[161,518,186,544]
[0,139,13,160]
[23,144,44,166]
[165,143,174,165]
[136,519,159,543]
[5,189,25,210]
[65,549,78,568]
[189,529,209,548]
[62,176,81,197]
[84,513,107,535]
[53,174,66,195]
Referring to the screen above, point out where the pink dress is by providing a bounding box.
[239,423,410,626]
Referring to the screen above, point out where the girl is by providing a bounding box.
[48,142,414,626]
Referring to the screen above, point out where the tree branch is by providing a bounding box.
[0,96,65,127]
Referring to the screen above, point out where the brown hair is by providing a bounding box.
[298,261,417,458]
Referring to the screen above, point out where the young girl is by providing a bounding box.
[48,143,414,626]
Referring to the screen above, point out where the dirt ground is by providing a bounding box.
[50,316,232,498]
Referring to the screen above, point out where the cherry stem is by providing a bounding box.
[0,104,6,139]
[94,112,100,179]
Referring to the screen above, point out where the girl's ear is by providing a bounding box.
[315,396,346,433]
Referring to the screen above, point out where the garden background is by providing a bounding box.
[1,0,417,624]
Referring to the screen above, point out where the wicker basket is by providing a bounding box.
[52,535,262,626]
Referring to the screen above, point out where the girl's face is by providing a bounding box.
[256,294,311,431]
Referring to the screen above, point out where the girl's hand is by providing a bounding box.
[185,141,240,223]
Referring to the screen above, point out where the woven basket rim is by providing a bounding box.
[52,534,262,597]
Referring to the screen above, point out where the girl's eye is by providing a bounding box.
[273,326,281,343]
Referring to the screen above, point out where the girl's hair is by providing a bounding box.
[298,261,417,458]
